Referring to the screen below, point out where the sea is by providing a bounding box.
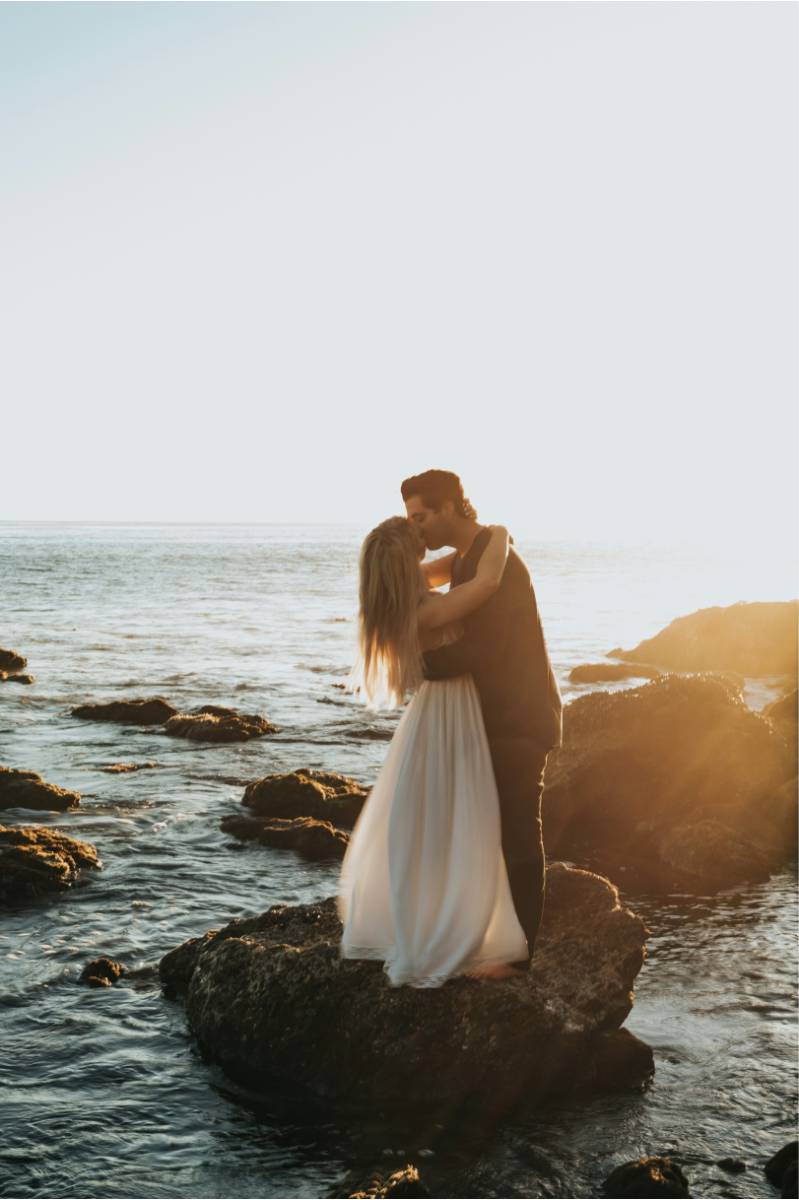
[0,523,796,1199]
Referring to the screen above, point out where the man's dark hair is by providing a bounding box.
[401,469,477,520]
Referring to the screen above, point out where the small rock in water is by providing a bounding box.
[603,1155,690,1197]
[99,762,160,774]
[0,824,101,903]
[1,672,34,685]
[220,813,349,861]
[80,957,127,987]
[0,766,81,813]
[348,1165,430,1199]
[72,697,178,726]
[0,647,27,673]
[163,705,277,743]
[241,768,368,829]
[716,1157,746,1173]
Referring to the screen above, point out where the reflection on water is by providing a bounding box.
[0,525,796,1198]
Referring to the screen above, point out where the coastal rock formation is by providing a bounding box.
[569,662,662,684]
[603,1156,690,1197]
[0,672,34,685]
[0,766,81,812]
[764,687,798,756]
[542,675,796,892]
[0,648,27,673]
[221,813,349,860]
[346,1165,430,1198]
[72,697,178,725]
[159,863,651,1112]
[0,824,101,902]
[164,705,277,743]
[608,600,798,679]
[241,769,367,829]
[80,956,127,987]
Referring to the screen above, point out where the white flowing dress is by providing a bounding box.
[337,675,528,988]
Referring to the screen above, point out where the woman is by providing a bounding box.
[337,517,528,987]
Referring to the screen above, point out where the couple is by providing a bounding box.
[336,470,563,987]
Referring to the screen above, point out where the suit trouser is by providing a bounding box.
[487,735,549,962]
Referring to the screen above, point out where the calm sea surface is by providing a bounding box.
[0,524,796,1199]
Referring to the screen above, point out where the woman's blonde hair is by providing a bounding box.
[350,516,424,709]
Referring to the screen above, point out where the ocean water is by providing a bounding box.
[0,523,796,1199]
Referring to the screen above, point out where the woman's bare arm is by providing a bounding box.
[417,527,509,632]
[422,551,457,590]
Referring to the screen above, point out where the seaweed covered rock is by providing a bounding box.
[0,766,81,813]
[241,769,367,829]
[221,813,349,860]
[542,674,795,892]
[0,824,101,902]
[159,863,651,1113]
[164,705,276,743]
[0,648,27,673]
[609,600,798,679]
[72,697,178,725]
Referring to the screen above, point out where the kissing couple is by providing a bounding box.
[337,469,563,986]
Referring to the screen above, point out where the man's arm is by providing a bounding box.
[423,634,477,680]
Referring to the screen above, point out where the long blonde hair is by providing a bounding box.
[350,516,425,709]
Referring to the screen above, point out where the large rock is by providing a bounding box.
[0,766,81,812]
[0,824,101,902]
[164,705,277,743]
[241,769,368,829]
[221,813,349,860]
[609,600,798,679]
[72,697,178,725]
[569,662,662,684]
[543,675,796,892]
[0,648,27,673]
[159,863,651,1113]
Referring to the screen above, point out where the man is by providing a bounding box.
[402,469,562,974]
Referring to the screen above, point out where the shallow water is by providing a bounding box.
[0,524,796,1198]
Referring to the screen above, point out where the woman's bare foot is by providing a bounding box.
[465,963,527,981]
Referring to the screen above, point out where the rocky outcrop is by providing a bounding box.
[346,1165,430,1198]
[608,600,798,679]
[221,813,349,860]
[0,648,27,673]
[164,705,277,743]
[80,956,127,987]
[542,675,796,892]
[0,766,81,812]
[569,662,662,684]
[72,697,178,725]
[603,1156,690,1197]
[159,863,651,1113]
[0,824,101,902]
[241,769,367,829]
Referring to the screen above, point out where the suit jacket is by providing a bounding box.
[423,528,563,751]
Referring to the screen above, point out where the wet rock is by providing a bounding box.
[603,1156,690,1197]
[347,1165,430,1198]
[569,662,662,683]
[242,769,368,829]
[716,1157,746,1173]
[164,705,276,743]
[573,1027,654,1093]
[72,697,178,725]
[608,600,798,679]
[765,1141,798,1198]
[0,766,81,813]
[0,824,101,902]
[221,813,349,861]
[0,672,34,685]
[542,675,795,892]
[80,956,127,987]
[98,762,160,774]
[0,648,27,673]
[764,688,798,761]
[159,863,650,1113]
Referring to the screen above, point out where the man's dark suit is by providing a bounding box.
[423,527,562,962]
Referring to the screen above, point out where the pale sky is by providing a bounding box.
[1,2,796,547]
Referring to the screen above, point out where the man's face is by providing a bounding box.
[404,494,454,551]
